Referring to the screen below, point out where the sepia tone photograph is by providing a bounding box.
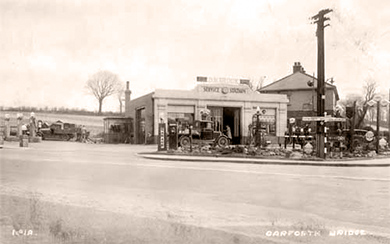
[1,0,389,243]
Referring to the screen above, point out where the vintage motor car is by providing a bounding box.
[178,120,230,147]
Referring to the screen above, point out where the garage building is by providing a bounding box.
[125,79,289,145]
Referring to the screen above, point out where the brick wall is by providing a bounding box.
[126,93,155,144]
[264,88,336,120]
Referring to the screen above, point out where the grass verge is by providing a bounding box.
[0,193,266,244]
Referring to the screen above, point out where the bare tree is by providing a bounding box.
[338,94,361,109]
[355,79,378,128]
[250,76,266,91]
[86,70,121,114]
[338,79,378,129]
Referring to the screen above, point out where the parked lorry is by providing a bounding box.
[178,120,230,147]
[39,121,77,141]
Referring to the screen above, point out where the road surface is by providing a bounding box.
[0,141,389,243]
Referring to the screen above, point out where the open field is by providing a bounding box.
[0,111,105,136]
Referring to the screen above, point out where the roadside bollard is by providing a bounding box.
[324,126,329,158]
[292,134,296,149]
[284,132,289,149]
[19,135,28,147]
[4,114,10,139]
[0,131,4,148]
[20,124,28,147]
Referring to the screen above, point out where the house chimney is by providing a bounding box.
[293,62,304,73]
[125,81,132,114]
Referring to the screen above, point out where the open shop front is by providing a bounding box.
[168,106,241,144]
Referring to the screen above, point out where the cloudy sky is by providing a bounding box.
[1,0,389,112]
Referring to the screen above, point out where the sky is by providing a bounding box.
[1,0,390,112]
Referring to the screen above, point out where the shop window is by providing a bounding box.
[167,112,194,133]
[110,124,122,132]
[208,107,223,132]
[261,116,276,136]
[253,108,276,136]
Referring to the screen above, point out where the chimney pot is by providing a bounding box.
[126,81,129,90]
[293,62,304,73]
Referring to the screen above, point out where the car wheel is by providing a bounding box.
[61,134,69,141]
[217,136,229,147]
[179,136,191,147]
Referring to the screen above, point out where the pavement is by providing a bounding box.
[138,151,390,167]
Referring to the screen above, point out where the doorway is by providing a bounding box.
[209,106,241,144]
[223,107,240,144]
[135,108,146,144]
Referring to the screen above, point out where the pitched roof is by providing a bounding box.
[260,71,339,100]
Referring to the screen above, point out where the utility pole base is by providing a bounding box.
[317,134,325,158]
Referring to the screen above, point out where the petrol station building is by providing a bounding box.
[124,78,289,145]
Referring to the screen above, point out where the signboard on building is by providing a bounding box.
[302,117,346,122]
[201,86,248,94]
[380,99,390,107]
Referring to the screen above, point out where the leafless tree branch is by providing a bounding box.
[86,70,121,114]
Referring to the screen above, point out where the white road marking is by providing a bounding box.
[129,162,390,182]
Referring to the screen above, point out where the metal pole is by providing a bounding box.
[351,101,356,152]
[260,120,262,147]
[256,113,260,147]
[377,101,380,153]
[288,122,292,149]
[388,89,390,143]
[189,126,192,152]
[316,15,325,158]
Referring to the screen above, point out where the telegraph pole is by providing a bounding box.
[311,9,332,158]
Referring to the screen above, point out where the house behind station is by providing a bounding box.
[259,62,340,125]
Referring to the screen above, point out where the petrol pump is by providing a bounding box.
[168,123,178,150]
[158,122,167,151]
